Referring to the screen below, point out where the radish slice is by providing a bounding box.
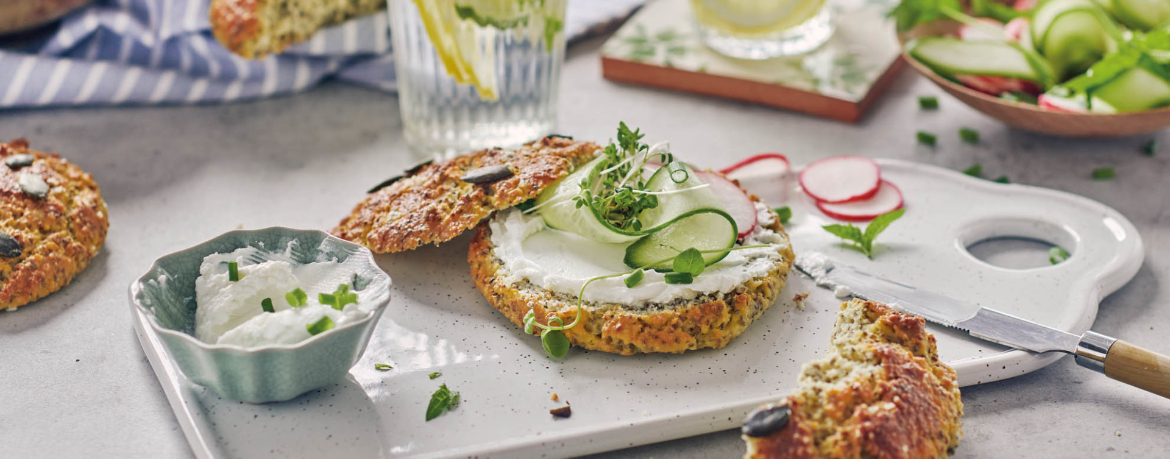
[957,18,1006,41]
[1013,0,1038,11]
[817,181,904,222]
[955,75,1042,96]
[1038,93,1088,113]
[798,156,881,204]
[1004,17,1029,41]
[697,171,757,238]
[719,153,790,176]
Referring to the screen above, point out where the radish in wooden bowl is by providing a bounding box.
[893,0,1170,137]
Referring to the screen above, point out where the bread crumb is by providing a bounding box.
[1115,430,1122,437]
[792,292,810,309]
[550,393,559,402]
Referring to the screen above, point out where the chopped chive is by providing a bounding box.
[917,131,937,146]
[319,293,337,307]
[428,372,442,379]
[261,298,274,313]
[1143,139,1157,156]
[918,96,939,109]
[1049,246,1070,265]
[375,363,393,371]
[993,176,1010,184]
[664,272,693,284]
[624,269,645,288]
[227,261,239,282]
[1091,168,1115,180]
[774,206,792,224]
[286,288,308,307]
[959,127,980,143]
[306,316,335,336]
[962,163,983,178]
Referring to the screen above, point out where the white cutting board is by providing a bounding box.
[133,159,1143,459]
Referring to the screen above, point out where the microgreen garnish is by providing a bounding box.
[429,372,442,379]
[228,262,239,282]
[822,209,905,259]
[319,284,359,310]
[426,384,460,421]
[306,316,334,336]
[542,329,570,358]
[673,248,706,276]
[375,363,393,371]
[959,128,980,144]
[962,163,983,178]
[1143,139,1157,156]
[774,206,792,224]
[918,96,939,109]
[624,269,645,288]
[1092,168,1116,180]
[917,131,937,146]
[1049,247,1070,265]
[286,288,308,307]
[261,298,275,313]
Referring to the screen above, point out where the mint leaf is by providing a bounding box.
[774,206,793,224]
[822,223,864,246]
[823,209,905,259]
[426,384,459,421]
[673,248,705,276]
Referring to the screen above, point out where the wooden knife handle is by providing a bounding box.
[1104,340,1170,399]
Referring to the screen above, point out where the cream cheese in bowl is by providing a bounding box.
[194,242,378,347]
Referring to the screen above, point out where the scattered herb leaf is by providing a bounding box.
[962,163,983,178]
[959,127,980,143]
[286,288,308,307]
[822,209,906,259]
[664,272,694,284]
[306,316,335,336]
[261,298,274,313]
[774,206,792,224]
[624,269,645,288]
[425,384,460,421]
[672,248,705,276]
[375,363,393,371]
[917,131,937,146]
[1091,168,1116,180]
[1143,139,1157,156]
[993,176,1010,184]
[429,372,442,379]
[541,329,570,358]
[918,96,939,109]
[1049,247,1070,265]
[228,262,239,282]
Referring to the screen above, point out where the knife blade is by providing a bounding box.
[793,252,1170,398]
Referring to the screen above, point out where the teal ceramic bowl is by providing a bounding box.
[129,228,392,403]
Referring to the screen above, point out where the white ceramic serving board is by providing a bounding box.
[133,159,1143,459]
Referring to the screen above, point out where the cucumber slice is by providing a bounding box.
[1041,11,1112,80]
[1112,0,1170,31]
[1089,66,1170,112]
[909,38,1047,82]
[623,209,738,271]
[1031,0,1121,49]
[534,157,642,243]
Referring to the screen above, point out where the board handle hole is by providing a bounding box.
[956,218,1079,271]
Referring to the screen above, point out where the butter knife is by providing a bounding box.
[794,253,1170,399]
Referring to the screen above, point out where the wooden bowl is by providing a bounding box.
[898,21,1170,137]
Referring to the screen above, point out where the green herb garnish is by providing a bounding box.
[993,176,1010,184]
[425,384,460,421]
[962,163,983,178]
[664,272,694,284]
[567,122,663,232]
[306,316,335,336]
[429,372,442,379]
[261,298,274,313]
[1049,247,1070,265]
[1092,168,1116,180]
[286,288,308,307]
[319,284,358,310]
[375,363,393,371]
[959,127,980,143]
[1143,139,1157,156]
[228,262,239,282]
[541,330,570,358]
[774,206,792,224]
[918,96,939,109]
[672,248,705,276]
[917,131,937,146]
[624,269,645,288]
[822,209,906,259]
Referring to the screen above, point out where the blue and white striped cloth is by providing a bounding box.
[0,0,643,109]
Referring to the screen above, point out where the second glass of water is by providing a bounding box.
[389,0,567,156]
[692,0,834,59]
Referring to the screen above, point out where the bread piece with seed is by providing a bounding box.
[742,299,963,459]
[1,139,109,311]
[467,198,795,355]
[210,0,386,59]
[333,136,600,254]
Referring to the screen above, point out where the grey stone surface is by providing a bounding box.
[2,37,1169,458]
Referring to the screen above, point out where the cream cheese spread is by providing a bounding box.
[193,242,375,347]
[488,203,788,306]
